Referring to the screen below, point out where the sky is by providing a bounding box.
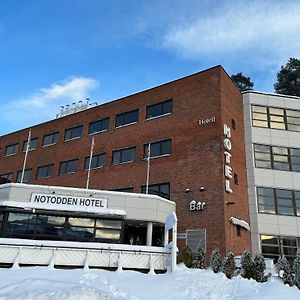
[0,0,300,136]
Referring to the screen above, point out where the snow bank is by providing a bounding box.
[0,265,298,300]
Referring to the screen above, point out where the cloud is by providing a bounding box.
[1,77,99,135]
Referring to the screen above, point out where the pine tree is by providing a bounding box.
[222,251,236,279]
[231,72,254,91]
[240,250,255,279]
[282,258,294,286]
[254,254,267,283]
[292,249,300,289]
[192,247,206,269]
[276,256,288,278]
[182,245,193,268]
[210,249,222,273]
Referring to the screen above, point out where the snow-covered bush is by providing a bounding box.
[182,246,193,268]
[281,258,294,286]
[210,249,222,273]
[192,248,205,269]
[292,249,300,289]
[222,251,236,279]
[240,250,255,280]
[254,254,267,282]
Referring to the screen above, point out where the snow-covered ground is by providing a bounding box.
[0,265,298,300]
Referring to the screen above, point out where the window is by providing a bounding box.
[257,187,300,216]
[261,235,300,260]
[251,105,300,132]
[59,159,78,175]
[0,173,13,182]
[146,99,172,119]
[37,164,54,179]
[89,117,109,134]
[65,217,95,242]
[16,169,32,183]
[43,132,59,146]
[5,143,18,156]
[144,139,171,158]
[231,119,236,130]
[112,147,136,165]
[141,182,170,199]
[95,219,122,241]
[254,143,300,172]
[186,229,206,253]
[112,187,134,193]
[64,125,83,141]
[84,153,105,170]
[23,138,38,152]
[115,109,139,128]
[234,173,239,185]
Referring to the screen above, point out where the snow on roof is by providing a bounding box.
[229,217,250,230]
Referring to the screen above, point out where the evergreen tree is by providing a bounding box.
[182,245,193,268]
[276,256,288,278]
[210,249,222,273]
[222,251,236,279]
[192,247,206,269]
[240,250,255,280]
[282,258,294,286]
[231,72,254,91]
[254,254,267,283]
[292,249,300,289]
[274,57,300,96]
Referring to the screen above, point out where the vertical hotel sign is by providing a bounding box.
[223,124,233,193]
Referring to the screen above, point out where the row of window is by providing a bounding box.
[257,187,300,216]
[0,211,122,243]
[252,105,300,132]
[3,99,173,157]
[261,234,300,260]
[254,144,300,172]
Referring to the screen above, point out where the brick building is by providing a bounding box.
[0,66,251,256]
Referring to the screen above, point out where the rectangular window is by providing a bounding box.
[0,173,13,182]
[257,187,276,214]
[64,125,83,141]
[141,182,170,199]
[23,138,38,152]
[112,147,136,165]
[37,164,54,179]
[5,143,18,156]
[186,229,206,253]
[43,132,59,146]
[254,144,272,169]
[89,117,109,134]
[112,187,134,193]
[16,169,32,183]
[144,139,171,158]
[115,109,139,128]
[59,159,78,175]
[84,153,105,170]
[252,105,268,128]
[146,99,172,119]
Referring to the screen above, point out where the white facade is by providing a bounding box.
[243,91,300,259]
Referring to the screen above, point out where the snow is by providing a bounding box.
[0,265,298,300]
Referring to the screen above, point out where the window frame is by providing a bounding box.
[88,117,109,135]
[146,99,173,120]
[84,153,106,170]
[42,132,59,147]
[112,146,136,165]
[59,158,79,175]
[37,164,54,179]
[143,138,172,159]
[22,138,38,152]
[5,143,18,157]
[16,168,32,183]
[141,182,170,199]
[64,125,83,142]
[115,109,139,128]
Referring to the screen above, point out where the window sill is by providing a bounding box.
[112,160,135,166]
[37,176,53,180]
[64,136,82,142]
[84,166,104,171]
[4,153,17,157]
[115,122,138,129]
[146,113,171,121]
[89,129,108,135]
[143,154,171,160]
[42,143,57,148]
[59,171,77,176]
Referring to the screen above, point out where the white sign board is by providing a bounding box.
[31,193,108,212]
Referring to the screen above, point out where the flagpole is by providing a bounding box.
[86,137,95,189]
[146,142,151,194]
[20,129,31,184]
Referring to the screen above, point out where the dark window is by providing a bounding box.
[43,132,59,146]
[115,109,139,128]
[144,139,171,158]
[234,173,239,185]
[59,159,78,175]
[112,147,136,165]
[64,125,83,141]
[37,164,54,179]
[84,153,105,170]
[141,182,170,199]
[236,225,241,237]
[16,169,32,183]
[0,173,13,182]
[112,187,134,193]
[5,143,18,156]
[146,99,172,119]
[89,118,109,134]
[232,119,236,130]
[23,138,38,152]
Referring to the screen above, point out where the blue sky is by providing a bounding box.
[0,0,300,136]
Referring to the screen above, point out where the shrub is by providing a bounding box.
[254,254,267,282]
[192,248,206,269]
[222,251,236,279]
[210,249,222,273]
[240,250,255,280]
[182,246,193,268]
[292,249,300,289]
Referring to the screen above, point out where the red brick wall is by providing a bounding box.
[0,66,251,257]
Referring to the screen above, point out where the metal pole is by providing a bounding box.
[86,137,95,189]
[20,129,31,184]
[146,142,151,194]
